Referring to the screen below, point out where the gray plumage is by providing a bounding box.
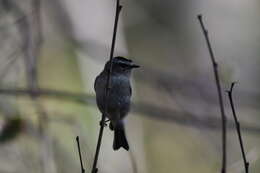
[94,56,139,151]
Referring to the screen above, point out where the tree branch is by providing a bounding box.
[91,1,122,173]
[197,14,227,173]
[226,82,249,173]
[76,136,85,173]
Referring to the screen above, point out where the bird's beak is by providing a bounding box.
[130,64,140,68]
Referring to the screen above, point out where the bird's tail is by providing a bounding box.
[113,121,129,151]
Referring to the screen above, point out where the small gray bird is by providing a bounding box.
[94,56,139,151]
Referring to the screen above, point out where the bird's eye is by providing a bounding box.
[119,63,128,68]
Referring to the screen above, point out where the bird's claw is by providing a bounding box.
[99,119,110,127]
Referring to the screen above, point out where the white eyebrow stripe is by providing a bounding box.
[115,61,132,65]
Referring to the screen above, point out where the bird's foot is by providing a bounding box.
[99,119,110,127]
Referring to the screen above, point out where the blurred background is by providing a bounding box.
[0,0,260,173]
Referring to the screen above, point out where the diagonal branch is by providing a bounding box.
[76,136,85,173]
[226,82,249,173]
[197,14,227,173]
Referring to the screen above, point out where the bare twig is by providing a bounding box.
[91,1,122,173]
[197,14,227,173]
[226,82,249,173]
[76,136,85,173]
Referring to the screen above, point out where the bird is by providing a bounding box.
[94,56,139,151]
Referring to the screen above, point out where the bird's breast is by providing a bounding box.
[95,74,131,115]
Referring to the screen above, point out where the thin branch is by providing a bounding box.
[91,1,122,173]
[226,82,249,173]
[197,14,227,173]
[76,136,85,173]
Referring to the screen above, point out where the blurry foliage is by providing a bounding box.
[0,117,23,143]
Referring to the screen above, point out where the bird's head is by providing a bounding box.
[104,56,140,75]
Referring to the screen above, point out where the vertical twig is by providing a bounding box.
[226,82,249,173]
[197,14,227,173]
[76,136,85,173]
[91,1,122,173]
